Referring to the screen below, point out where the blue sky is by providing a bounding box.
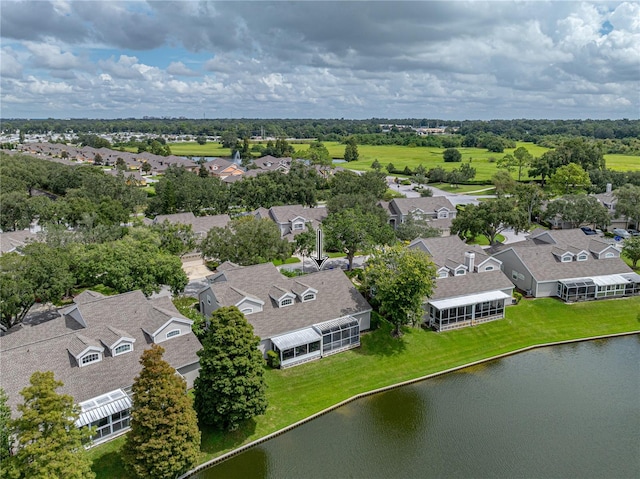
[1,1,638,120]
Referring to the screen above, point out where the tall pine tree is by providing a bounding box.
[122,344,200,479]
[194,306,268,430]
[6,371,94,479]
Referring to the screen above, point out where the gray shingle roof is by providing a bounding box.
[431,270,514,300]
[0,291,201,415]
[202,263,371,339]
[388,197,456,216]
[409,236,488,269]
[502,229,631,282]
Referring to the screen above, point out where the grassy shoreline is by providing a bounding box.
[89,296,640,478]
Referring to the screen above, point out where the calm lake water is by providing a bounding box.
[197,335,640,479]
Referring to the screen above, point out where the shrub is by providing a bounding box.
[513,291,523,303]
[419,187,434,197]
[443,148,462,163]
[266,350,280,368]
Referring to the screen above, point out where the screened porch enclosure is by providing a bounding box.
[76,389,131,443]
[557,273,640,302]
[270,316,361,368]
[427,291,511,332]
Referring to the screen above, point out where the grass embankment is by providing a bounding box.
[89,296,640,478]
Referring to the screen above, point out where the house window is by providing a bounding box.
[114,344,132,356]
[561,255,572,262]
[280,298,293,307]
[438,211,449,218]
[241,307,253,314]
[485,266,494,271]
[577,254,587,261]
[512,270,520,281]
[207,295,211,305]
[455,268,465,276]
[166,329,180,339]
[81,353,100,366]
[293,222,304,230]
[303,293,316,302]
[604,252,614,258]
[438,271,449,278]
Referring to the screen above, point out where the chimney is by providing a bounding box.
[606,183,612,194]
[464,251,475,272]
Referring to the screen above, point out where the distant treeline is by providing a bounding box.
[2,118,639,142]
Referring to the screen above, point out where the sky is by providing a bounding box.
[1,1,638,120]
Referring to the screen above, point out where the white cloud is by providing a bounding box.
[166,61,199,77]
[0,1,637,119]
[25,41,82,69]
[0,47,23,78]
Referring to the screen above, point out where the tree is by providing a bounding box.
[194,306,268,430]
[514,182,546,225]
[220,130,238,149]
[496,153,516,173]
[491,170,517,198]
[0,243,75,330]
[200,216,291,266]
[324,207,396,270]
[548,163,591,195]
[329,170,388,200]
[443,148,462,162]
[151,221,197,257]
[294,227,316,264]
[543,195,611,229]
[614,184,640,229]
[395,214,441,242]
[451,197,528,245]
[0,388,11,464]
[622,236,640,268]
[141,161,152,174]
[371,159,382,171]
[7,371,94,479]
[529,151,560,185]
[73,234,188,296]
[196,135,207,145]
[344,137,359,162]
[363,244,436,337]
[122,345,200,479]
[512,146,533,181]
[93,153,103,166]
[304,141,332,166]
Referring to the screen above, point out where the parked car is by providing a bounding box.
[580,226,597,235]
[627,229,640,236]
[612,228,631,239]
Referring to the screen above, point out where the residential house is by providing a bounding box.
[251,155,293,173]
[0,290,201,444]
[253,204,328,241]
[409,236,514,331]
[0,229,37,256]
[491,228,640,301]
[198,262,371,368]
[205,158,245,179]
[381,197,457,236]
[593,183,628,230]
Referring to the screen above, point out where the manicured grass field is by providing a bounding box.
[89,296,640,479]
[161,141,638,183]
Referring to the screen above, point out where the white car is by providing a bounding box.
[612,228,631,239]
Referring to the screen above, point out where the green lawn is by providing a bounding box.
[89,296,640,478]
[158,141,639,183]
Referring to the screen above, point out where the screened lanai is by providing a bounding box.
[270,316,361,368]
[427,291,511,331]
[271,328,322,368]
[557,273,640,302]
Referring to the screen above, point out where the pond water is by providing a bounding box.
[196,336,640,479]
